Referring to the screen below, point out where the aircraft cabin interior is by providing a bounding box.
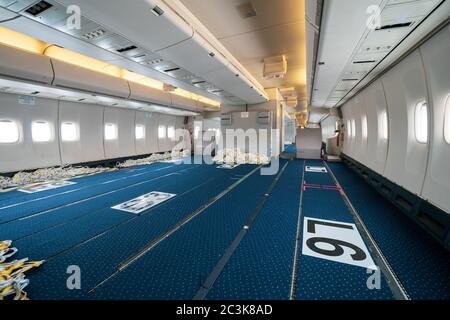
[0,0,449,305]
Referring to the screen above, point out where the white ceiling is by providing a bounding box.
[311,0,445,109]
[180,0,307,110]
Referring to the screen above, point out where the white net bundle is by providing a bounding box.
[213,148,270,165]
[0,176,13,190]
[0,166,111,190]
[117,152,173,168]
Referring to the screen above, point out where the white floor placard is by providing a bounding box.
[305,166,327,173]
[18,181,76,194]
[112,191,176,214]
[302,217,376,269]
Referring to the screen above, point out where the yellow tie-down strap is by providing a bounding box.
[0,240,44,300]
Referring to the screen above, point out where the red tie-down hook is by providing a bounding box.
[303,181,344,196]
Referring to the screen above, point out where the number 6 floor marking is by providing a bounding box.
[301,217,376,270]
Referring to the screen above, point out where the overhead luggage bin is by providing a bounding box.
[157,32,228,77]
[54,0,193,52]
[0,43,53,84]
[202,63,268,105]
[51,58,130,99]
[128,81,172,107]
[170,94,199,112]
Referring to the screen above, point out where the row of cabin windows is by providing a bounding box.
[0,121,176,144]
[346,99,450,144]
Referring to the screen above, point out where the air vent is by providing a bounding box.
[342,78,359,81]
[353,60,376,64]
[376,22,412,31]
[25,1,53,16]
[82,29,107,41]
[237,2,257,19]
[192,81,206,85]
[164,67,180,73]
[116,45,138,53]
[151,5,164,16]
[132,53,146,59]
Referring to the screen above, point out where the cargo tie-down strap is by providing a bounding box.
[0,240,44,300]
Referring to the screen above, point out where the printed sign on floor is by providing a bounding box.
[18,181,76,194]
[302,217,376,269]
[305,166,327,173]
[112,191,176,214]
[217,164,240,170]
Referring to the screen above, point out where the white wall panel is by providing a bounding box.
[103,108,136,159]
[420,26,450,212]
[342,106,351,155]
[320,115,338,142]
[363,80,389,174]
[353,94,366,164]
[147,113,160,154]
[0,93,60,173]
[135,111,163,155]
[345,97,358,159]
[134,111,147,156]
[59,101,105,165]
[382,50,430,195]
[157,114,172,152]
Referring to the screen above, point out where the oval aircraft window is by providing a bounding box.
[351,119,356,138]
[362,115,368,140]
[32,121,53,142]
[61,122,79,142]
[105,123,118,141]
[135,125,145,140]
[167,126,175,139]
[415,101,428,144]
[158,125,166,139]
[445,96,450,144]
[378,110,388,140]
[347,120,351,138]
[0,120,20,144]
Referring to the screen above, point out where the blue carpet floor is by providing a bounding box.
[328,162,450,300]
[88,163,284,300]
[3,159,448,300]
[206,160,304,300]
[295,160,393,300]
[23,164,258,299]
[0,162,182,224]
[0,164,195,240]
